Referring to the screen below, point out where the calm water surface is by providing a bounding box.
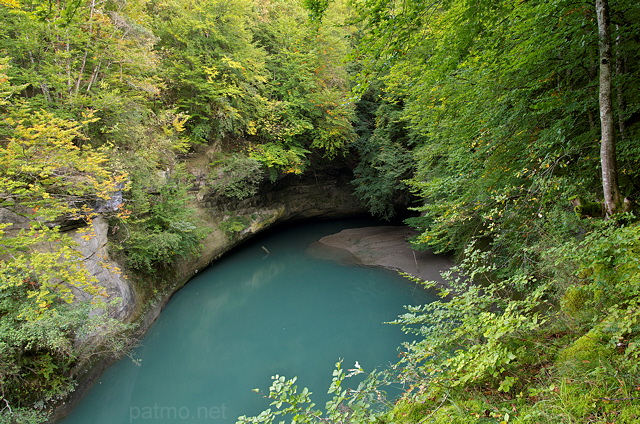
[59,219,439,424]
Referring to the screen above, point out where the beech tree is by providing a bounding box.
[596,0,623,217]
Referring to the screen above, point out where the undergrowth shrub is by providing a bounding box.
[391,245,552,400]
[553,217,640,364]
[544,215,640,423]
[210,153,264,200]
[234,214,640,424]
[219,215,250,238]
[116,169,207,274]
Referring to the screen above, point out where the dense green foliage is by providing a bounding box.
[2,0,640,422]
[352,89,415,219]
[239,0,640,423]
[148,0,354,168]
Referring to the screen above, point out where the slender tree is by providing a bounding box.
[596,0,623,216]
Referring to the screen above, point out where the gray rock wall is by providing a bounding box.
[68,216,135,320]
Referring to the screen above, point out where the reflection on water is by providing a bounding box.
[59,220,439,424]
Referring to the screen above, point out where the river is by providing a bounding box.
[58,219,441,424]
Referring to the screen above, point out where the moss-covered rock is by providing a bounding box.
[556,326,612,372]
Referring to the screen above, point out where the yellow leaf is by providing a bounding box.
[0,0,21,8]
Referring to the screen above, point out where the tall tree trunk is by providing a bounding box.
[596,0,622,217]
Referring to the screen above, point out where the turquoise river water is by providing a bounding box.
[59,219,439,424]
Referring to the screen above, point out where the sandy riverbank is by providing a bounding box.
[307,226,452,284]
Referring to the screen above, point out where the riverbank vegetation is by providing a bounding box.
[240,0,640,423]
[1,0,639,422]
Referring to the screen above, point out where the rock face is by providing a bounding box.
[68,216,134,320]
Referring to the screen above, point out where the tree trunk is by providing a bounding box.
[596,0,622,217]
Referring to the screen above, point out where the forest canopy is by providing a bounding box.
[1,0,640,422]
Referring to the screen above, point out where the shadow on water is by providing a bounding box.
[59,218,441,424]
